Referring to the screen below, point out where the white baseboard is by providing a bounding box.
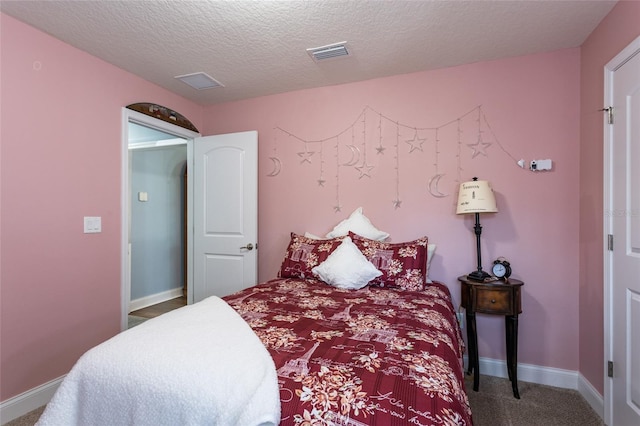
[578,372,604,420]
[470,356,579,389]
[0,376,64,425]
[129,287,183,312]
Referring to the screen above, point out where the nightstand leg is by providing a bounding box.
[505,316,513,381]
[506,315,520,399]
[466,312,479,391]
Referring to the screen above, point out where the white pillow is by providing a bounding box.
[325,207,389,241]
[304,232,326,240]
[312,237,382,290]
[426,244,436,283]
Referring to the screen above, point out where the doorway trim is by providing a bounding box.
[121,108,200,330]
[603,35,640,426]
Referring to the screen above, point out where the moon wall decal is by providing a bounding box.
[343,145,361,166]
[267,157,282,177]
[428,174,449,198]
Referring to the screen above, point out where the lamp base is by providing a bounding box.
[467,270,492,282]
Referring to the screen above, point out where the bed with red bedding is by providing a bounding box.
[37,215,471,426]
[225,276,471,425]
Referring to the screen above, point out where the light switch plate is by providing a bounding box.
[84,216,102,233]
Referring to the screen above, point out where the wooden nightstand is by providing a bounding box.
[459,275,524,398]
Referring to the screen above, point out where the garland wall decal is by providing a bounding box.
[393,120,402,209]
[271,105,522,212]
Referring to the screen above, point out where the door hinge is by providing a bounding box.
[608,361,614,378]
[600,106,614,124]
[608,234,614,251]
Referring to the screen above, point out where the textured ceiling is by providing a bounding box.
[1,0,617,106]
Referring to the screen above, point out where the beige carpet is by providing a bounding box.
[5,375,603,425]
[466,375,604,425]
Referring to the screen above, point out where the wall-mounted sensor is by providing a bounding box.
[537,159,552,170]
[530,159,552,171]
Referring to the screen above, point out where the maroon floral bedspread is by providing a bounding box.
[224,278,472,426]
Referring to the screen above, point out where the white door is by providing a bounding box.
[191,131,258,302]
[605,36,640,426]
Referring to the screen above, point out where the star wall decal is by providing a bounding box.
[393,199,402,209]
[297,150,315,164]
[317,178,326,186]
[334,204,342,213]
[467,136,492,158]
[405,132,426,153]
[376,145,386,155]
[355,162,374,178]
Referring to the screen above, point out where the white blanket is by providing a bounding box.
[37,296,280,426]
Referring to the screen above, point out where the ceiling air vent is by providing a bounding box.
[174,72,224,90]
[307,41,350,62]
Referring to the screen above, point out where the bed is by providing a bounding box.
[225,276,471,425]
[37,209,472,425]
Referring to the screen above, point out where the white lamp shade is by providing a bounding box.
[456,180,498,214]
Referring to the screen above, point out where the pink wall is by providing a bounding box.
[0,14,202,400]
[578,0,640,396]
[4,1,637,406]
[203,50,582,373]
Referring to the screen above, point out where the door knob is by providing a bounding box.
[241,243,254,251]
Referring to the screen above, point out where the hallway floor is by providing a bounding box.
[130,296,186,319]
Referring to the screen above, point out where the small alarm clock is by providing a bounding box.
[492,257,512,280]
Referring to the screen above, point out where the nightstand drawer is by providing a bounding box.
[475,288,512,314]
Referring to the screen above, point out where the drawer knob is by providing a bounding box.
[491,299,496,303]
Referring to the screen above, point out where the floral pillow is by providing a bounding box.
[350,232,429,291]
[279,233,344,279]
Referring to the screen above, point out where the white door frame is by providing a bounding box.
[120,108,200,330]
[603,35,640,426]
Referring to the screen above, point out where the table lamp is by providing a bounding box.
[456,177,498,281]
